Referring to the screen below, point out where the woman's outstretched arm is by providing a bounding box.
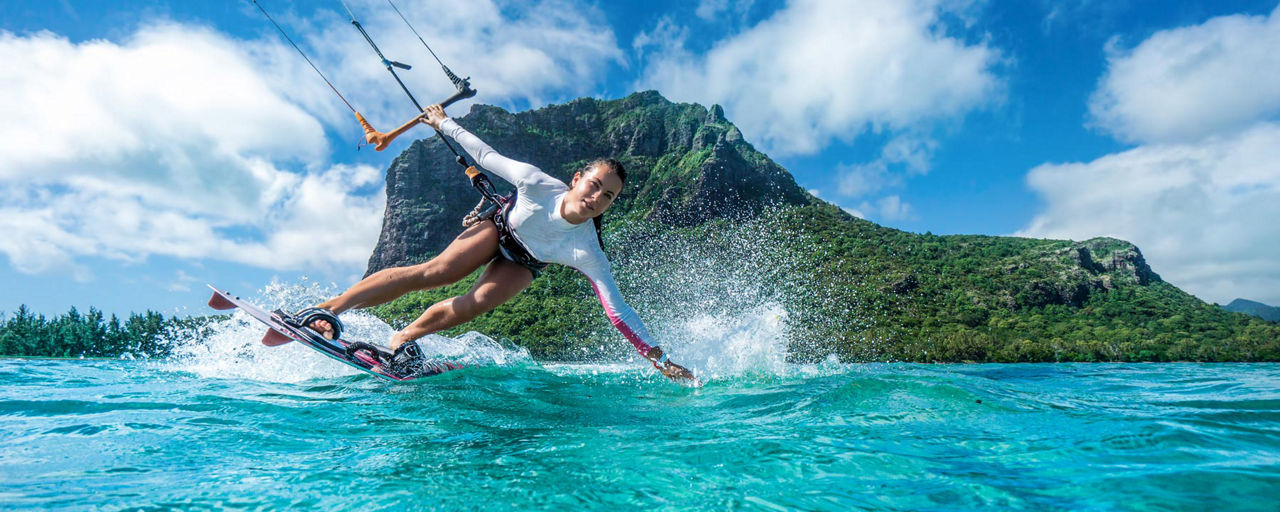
[576,256,697,383]
[421,104,554,189]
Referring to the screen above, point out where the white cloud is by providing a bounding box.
[631,16,687,60]
[1025,6,1280,307]
[1089,5,1280,144]
[635,0,1002,156]
[167,270,199,293]
[835,133,938,199]
[871,195,915,222]
[0,26,325,183]
[696,0,731,21]
[1020,123,1280,305]
[0,1,624,279]
[294,0,623,124]
[837,161,897,198]
[0,24,383,276]
[843,195,914,223]
[694,0,755,22]
[881,134,938,175]
[1037,0,1127,36]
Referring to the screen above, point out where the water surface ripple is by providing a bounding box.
[2,360,1278,510]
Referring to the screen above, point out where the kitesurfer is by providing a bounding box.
[300,104,696,383]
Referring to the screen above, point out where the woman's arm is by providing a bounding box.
[420,105,554,188]
[580,264,654,355]
[577,256,697,383]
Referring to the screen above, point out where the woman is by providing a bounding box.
[301,104,696,383]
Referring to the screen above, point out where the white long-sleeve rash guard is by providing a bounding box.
[440,117,658,356]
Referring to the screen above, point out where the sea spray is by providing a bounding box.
[607,208,866,379]
[164,209,866,384]
[163,280,531,383]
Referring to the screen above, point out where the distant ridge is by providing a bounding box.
[1224,299,1280,322]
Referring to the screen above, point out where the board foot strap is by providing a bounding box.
[345,342,391,364]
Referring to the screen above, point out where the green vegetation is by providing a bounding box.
[0,305,192,358]
[364,92,1280,363]
[372,202,1280,363]
[764,204,1280,362]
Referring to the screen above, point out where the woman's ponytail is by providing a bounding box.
[593,215,605,250]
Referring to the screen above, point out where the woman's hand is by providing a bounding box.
[646,346,699,385]
[420,104,447,129]
[658,359,698,384]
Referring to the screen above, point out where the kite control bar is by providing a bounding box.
[341,0,476,160]
[439,79,477,109]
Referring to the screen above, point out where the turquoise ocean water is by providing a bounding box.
[2,287,1279,510]
[4,358,1280,510]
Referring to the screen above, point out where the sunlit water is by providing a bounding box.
[4,358,1280,510]
[2,283,1279,510]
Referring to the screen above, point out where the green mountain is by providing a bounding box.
[1225,299,1280,322]
[366,92,1280,362]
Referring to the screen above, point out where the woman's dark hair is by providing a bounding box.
[590,158,626,184]
[586,158,626,250]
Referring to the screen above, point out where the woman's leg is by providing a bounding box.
[318,221,499,315]
[389,259,534,350]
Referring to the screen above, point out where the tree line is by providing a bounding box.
[0,305,189,358]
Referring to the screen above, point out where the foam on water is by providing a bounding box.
[162,280,531,383]
[668,302,790,379]
[162,277,829,385]
[164,210,862,385]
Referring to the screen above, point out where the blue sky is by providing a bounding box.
[1,0,1278,318]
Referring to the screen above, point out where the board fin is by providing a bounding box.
[262,329,294,346]
[207,289,237,310]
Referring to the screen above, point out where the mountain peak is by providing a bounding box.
[1224,298,1280,322]
[707,104,726,123]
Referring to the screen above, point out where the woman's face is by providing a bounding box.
[565,164,624,221]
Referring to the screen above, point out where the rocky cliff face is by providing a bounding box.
[364,140,492,273]
[1020,237,1163,308]
[366,91,812,275]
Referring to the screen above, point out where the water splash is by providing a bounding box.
[672,303,790,380]
[161,280,530,383]
[164,208,862,384]
[607,210,861,381]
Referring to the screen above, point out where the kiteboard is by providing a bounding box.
[206,285,462,382]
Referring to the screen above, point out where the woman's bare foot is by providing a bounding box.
[388,331,410,352]
[295,307,343,341]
